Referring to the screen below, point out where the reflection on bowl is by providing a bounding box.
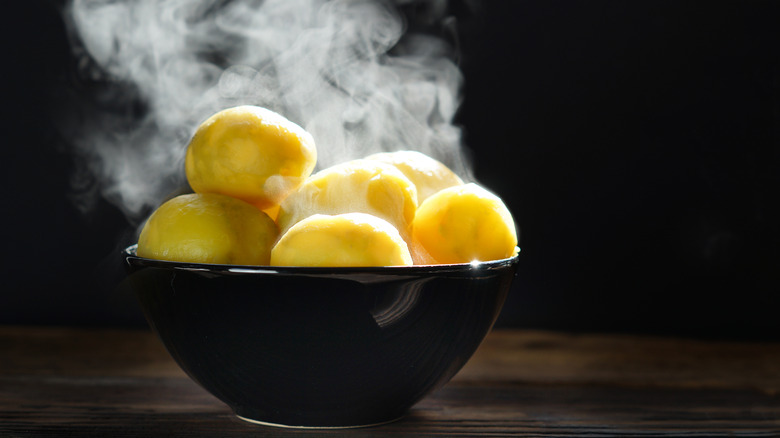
[123,244,519,428]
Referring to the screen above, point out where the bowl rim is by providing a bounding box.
[123,244,520,276]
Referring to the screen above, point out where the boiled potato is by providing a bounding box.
[271,213,413,267]
[412,183,517,264]
[137,193,278,265]
[276,159,418,239]
[185,105,316,210]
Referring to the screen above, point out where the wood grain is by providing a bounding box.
[2,326,779,437]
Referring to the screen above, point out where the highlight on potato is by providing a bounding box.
[136,105,518,267]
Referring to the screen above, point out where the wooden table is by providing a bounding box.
[1,326,779,437]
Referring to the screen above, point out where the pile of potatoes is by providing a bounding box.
[137,105,517,267]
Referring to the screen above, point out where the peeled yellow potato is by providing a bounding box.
[366,150,463,202]
[137,193,279,265]
[276,159,418,239]
[412,183,517,264]
[271,213,413,267]
[185,105,317,210]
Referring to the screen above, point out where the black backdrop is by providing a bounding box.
[3,1,779,339]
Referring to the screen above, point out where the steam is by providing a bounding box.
[62,0,470,223]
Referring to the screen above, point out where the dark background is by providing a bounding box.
[3,1,779,339]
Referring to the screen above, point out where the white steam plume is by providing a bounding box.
[61,0,471,223]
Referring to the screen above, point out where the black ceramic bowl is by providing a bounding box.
[123,244,519,428]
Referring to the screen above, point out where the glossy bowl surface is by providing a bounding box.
[123,244,519,428]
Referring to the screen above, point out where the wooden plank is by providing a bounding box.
[456,330,780,392]
[1,326,779,436]
[2,375,779,437]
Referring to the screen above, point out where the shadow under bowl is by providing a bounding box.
[122,245,519,428]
